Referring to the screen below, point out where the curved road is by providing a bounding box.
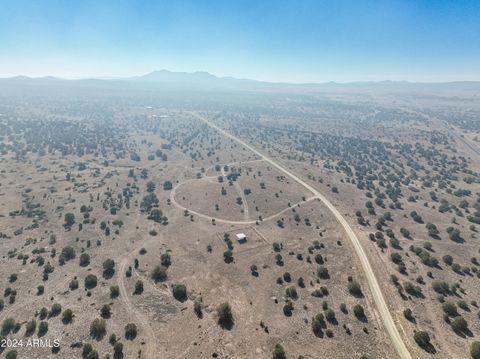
[192,112,412,359]
[171,175,318,225]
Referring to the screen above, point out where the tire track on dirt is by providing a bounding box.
[118,255,157,359]
[115,211,161,359]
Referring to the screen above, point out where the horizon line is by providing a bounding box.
[1,70,480,85]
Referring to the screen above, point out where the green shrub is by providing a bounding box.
[69,279,79,290]
[84,274,98,289]
[125,323,137,340]
[161,253,171,267]
[172,284,187,302]
[25,320,36,335]
[217,303,233,329]
[471,341,480,359]
[223,250,233,263]
[110,285,120,299]
[133,280,143,295]
[5,350,18,359]
[113,342,124,356]
[60,246,76,261]
[347,280,363,297]
[62,309,73,324]
[325,309,336,323]
[103,259,115,278]
[413,330,431,348]
[38,321,48,336]
[317,266,329,279]
[194,301,202,318]
[1,318,15,335]
[442,301,458,317]
[403,308,414,322]
[100,304,111,319]
[353,304,365,320]
[79,253,90,267]
[272,344,286,359]
[49,303,62,317]
[312,314,324,336]
[89,318,106,340]
[451,316,468,332]
[82,343,93,357]
[285,286,297,299]
[151,265,167,282]
[432,280,449,295]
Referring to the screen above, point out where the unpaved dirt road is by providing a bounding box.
[192,112,412,359]
[170,176,318,225]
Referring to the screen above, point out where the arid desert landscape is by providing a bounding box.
[0,75,480,359]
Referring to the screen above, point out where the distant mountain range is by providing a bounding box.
[1,70,480,94]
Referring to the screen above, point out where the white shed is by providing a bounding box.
[235,233,247,243]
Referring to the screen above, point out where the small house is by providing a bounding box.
[235,233,247,243]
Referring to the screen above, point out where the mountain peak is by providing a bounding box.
[138,70,218,81]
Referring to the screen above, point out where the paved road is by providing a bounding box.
[192,112,412,359]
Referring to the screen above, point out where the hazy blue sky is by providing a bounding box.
[1,0,479,82]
